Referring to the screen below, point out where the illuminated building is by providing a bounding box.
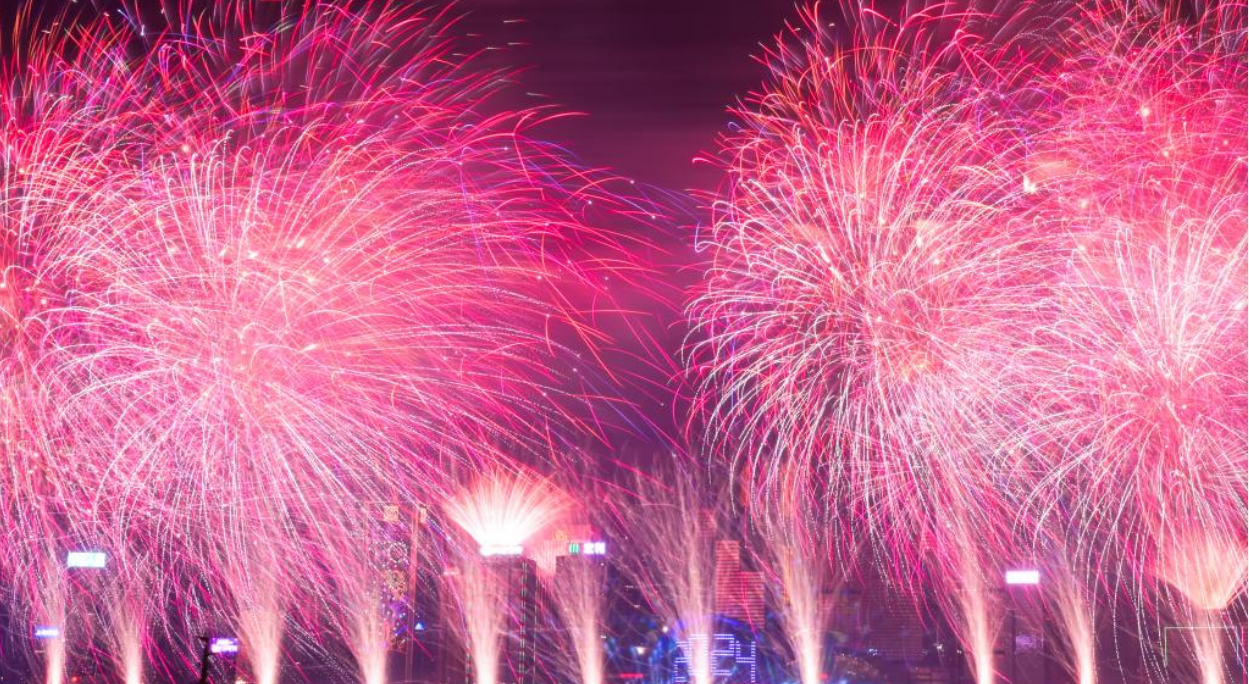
[493,553,541,684]
[603,559,655,684]
[837,570,928,681]
[370,502,419,646]
[443,551,541,684]
[406,503,446,683]
[712,540,765,627]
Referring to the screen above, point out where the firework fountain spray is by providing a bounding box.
[617,475,718,684]
[222,535,289,684]
[1185,625,1229,684]
[446,468,570,684]
[317,502,411,684]
[1154,533,1244,684]
[547,556,607,684]
[105,569,150,684]
[343,586,393,684]
[234,589,285,684]
[542,505,611,684]
[334,555,399,684]
[1047,561,1098,684]
[3,540,72,684]
[937,520,1004,684]
[445,470,571,557]
[454,560,508,684]
[113,612,145,684]
[750,474,840,684]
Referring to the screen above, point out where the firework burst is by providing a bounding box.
[0,0,641,676]
[1018,1,1247,643]
[697,1,1245,681]
[691,1,1065,570]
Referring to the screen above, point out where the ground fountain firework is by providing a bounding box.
[446,469,569,684]
[616,474,720,684]
[543,504,611,684]
[750,476,842,684]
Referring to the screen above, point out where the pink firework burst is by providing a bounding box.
[691,0,1065,578]
[1021,0,1247,608]
[696,1,1245,681]
[0,0,641,675]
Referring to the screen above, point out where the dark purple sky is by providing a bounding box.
[9,0,799,189]
[456,0,798,192]
[448,0,805,449]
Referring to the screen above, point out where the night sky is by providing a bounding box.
[449,0,806,451]
[456,0,798,192]
[7,0,798,193]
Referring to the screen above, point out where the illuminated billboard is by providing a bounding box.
[66,550,107,569]
[210,637,240,655]
[1005,569,1041,585]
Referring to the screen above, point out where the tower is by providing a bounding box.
[487,553,540,684]
[370,502,419,646]
[444,552,542,684]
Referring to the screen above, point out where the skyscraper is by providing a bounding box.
[443,553,542,684]
[491,554,541,684]
[370,502,418,647]
[712,540,765,627]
